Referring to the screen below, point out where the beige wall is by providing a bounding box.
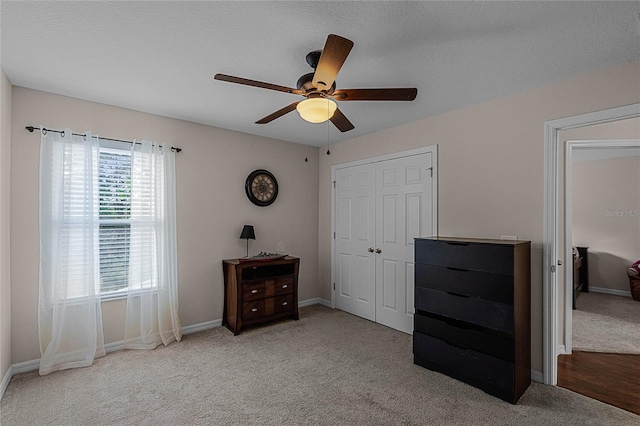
[6,60,640,373]
[573,155,640,292]
[318,60,640,373]
[10,87,320,363]
[1,69,12,383]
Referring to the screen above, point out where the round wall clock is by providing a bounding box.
[245,169,278,206]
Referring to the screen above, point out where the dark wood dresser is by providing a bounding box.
[572,246,589,309]
[413,237,531,403]
[222,256,299,335]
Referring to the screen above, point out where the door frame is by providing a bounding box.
[563,139,640,354]
[330,145,438,310]
[542,103,640,385]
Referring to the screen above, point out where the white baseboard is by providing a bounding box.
[299,297,331,308]
[531,369,543,383]
[558,344,566,355]
[182,319,222,335]
[0,366,13,400]
[589,286,632,298]
[11,358,39,375]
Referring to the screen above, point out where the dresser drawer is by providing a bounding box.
[415,287,514,334]
[243,282,266,301]
[413,331,514,391]
[274,277,294,296]
[415,239,513,275]
[242,300,266,321]
[414,313,514,361]
[274,294,294,314]
[415,264,514,305]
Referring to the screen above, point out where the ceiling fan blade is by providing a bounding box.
[329,108,355,132]
[255,102,300,124]
[312,34,354,92]
[214,74,303,95]
[332,88,417,101]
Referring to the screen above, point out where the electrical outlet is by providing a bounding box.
[500,235,518,241]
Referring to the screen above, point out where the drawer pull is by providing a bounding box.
[446,242,469,246]
[251,289,258,294]
[446,266,469,272]
[282,302,288,306]
[447,291,470,298]
[251,308,258,312]
[282,284,288,289]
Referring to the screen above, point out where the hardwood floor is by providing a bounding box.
[558,351,640,415]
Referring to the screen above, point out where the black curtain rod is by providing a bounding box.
[25,126,182,153]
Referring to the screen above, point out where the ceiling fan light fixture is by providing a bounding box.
[296,98,337,123]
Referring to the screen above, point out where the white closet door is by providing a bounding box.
[334,163,376,321]
[375,153,433,333]
[333,151,434,333]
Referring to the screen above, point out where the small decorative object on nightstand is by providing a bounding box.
[222,256,299,335]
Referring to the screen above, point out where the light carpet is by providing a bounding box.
[2,305,638,425]
[573,292,640,354]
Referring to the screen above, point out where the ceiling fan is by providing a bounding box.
[214,34,417,132]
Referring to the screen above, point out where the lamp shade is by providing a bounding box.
[296,98,337,123]
[240,225,255,240]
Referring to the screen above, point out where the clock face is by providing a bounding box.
[245,169,278,206]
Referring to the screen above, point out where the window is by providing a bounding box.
[39,129,181,371]
[98,147,132,296]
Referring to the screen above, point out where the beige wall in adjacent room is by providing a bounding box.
[318,60,640,374]
[10,87,320,363]
[1,69,12,384]
[572,155,640,293]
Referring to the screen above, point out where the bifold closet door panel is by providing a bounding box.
[334,163,377,322]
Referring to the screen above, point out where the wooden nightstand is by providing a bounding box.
[222,256,299,335]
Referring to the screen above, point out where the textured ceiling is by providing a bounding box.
[2,1,639,147]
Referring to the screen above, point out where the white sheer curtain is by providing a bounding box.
[39,128,105,375]
[124,140,181,349]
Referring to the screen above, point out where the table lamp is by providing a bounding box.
[240,225,255,258]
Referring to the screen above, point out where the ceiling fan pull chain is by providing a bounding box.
[326,104,331,155]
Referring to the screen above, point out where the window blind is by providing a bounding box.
[98,149,132,294]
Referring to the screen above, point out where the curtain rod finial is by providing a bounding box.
[26,126,35,133]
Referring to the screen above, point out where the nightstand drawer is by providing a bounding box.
[243,282,266,301]
[415,264,514,305]
[415,287,514,334]
[415,239,513,275]
[274,294,294,314]
[414,313,514,361]
[242,300,266,321]
[274,277,294,296]
[413,331,514,391]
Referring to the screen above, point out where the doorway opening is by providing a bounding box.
[542,103,640,386]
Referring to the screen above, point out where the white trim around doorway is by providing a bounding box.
[542,103,640,385]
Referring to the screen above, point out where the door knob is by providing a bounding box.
[375,248,382,254]
[368,247,374,253]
